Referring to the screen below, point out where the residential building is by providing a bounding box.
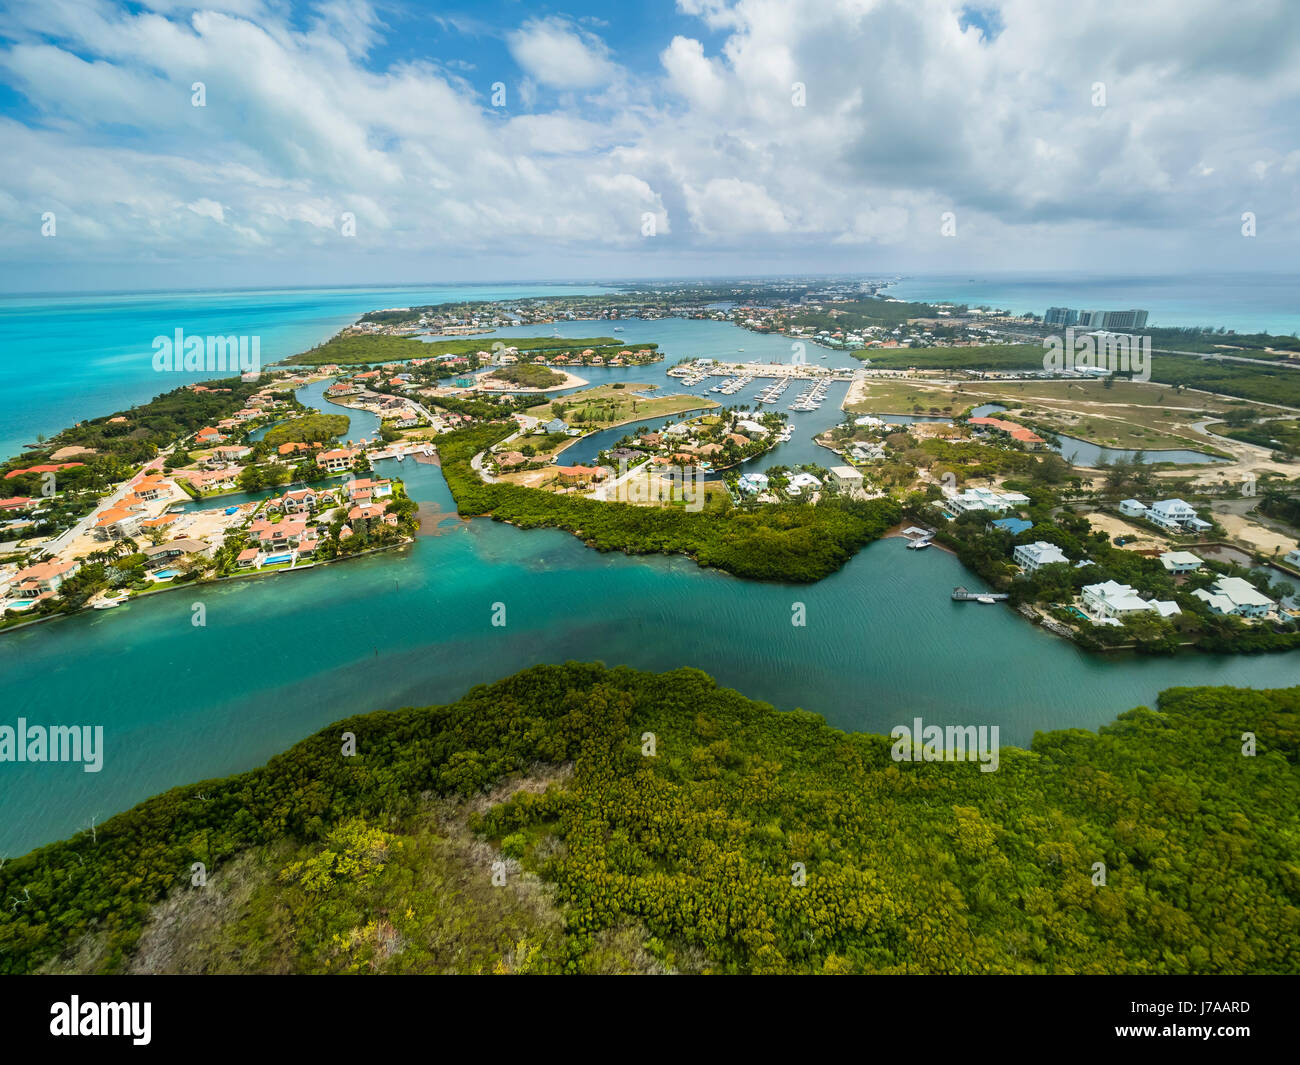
[316,448,358,473]
[92,506,143,541]
[1014,540,1070,574]
[945,486,1030,514]
[1192,577,1274,618]
[1119,499,1147,518]
[143,538,213,567]
[12,559,81,600]
[1082,580,1178,620]
[555,465,606,484]
[268,488,319,515]
[968,416,1045,447]
[1147,498,1200,532]
[786,472,822,496]
[991,517,1032,535]
[828,466,865,492]
[1159,551,1204,574]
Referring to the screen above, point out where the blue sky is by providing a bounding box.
[1,0,1298,291]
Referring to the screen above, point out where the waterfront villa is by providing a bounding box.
[1082,580,1181,622]
[347,503,392,525]
[1119,499,1147,518]
[143,538,213,569]
[1192,577,1275,618]
[268,488,320,515]
[737,472,769,495]
[1013,540,1070,574]
[850,442,886,463]
[12,558,81,600]
[1160,551,1204,574]
[350,478,392,499]
[247,520,314,550]
[317,448,359,473]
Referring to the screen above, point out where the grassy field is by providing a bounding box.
[283,333,627,367]
[847,376,1261,451]
[857,343,1300,408]
[527,384,717,429]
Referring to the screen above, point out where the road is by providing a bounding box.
[41,451,170,558]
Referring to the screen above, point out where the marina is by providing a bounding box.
[789,379,830,412]
[755,377,791,404]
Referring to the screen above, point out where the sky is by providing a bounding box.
[0,0,1298,292]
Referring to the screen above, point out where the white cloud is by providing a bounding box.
[0,0,1297,284]
[187,198,225,223]
[506,16,620,91]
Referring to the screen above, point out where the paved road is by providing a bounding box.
[42,451,170,558]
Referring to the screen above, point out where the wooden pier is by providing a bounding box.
[952,586,1009,601]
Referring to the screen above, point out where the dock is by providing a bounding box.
[952,586,1009,601]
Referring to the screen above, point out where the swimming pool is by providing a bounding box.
[264,554,293,565]
[151,570,180,580]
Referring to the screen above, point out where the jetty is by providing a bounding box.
[952,586,1009,601]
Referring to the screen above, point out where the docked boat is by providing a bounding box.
[93,594,129,610]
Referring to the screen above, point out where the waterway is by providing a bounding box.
[3,306,1297,857]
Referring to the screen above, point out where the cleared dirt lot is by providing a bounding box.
[1084,511,1170,551]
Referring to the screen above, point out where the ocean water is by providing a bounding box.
[885,273,1300,335]
[0,283,604,462]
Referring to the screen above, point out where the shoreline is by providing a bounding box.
[0,537,414,637]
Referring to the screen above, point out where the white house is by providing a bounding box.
[787,472,822,494]
[1284,548,1300,568]
[1147,498,1208,533]
[1159,551,1204,574]
[1013,541,1070,574]
[945,487,1025,514]
[828,466,864,492]
[1192,576,1274,618]
[1119,499,1147,518]
[1081,580,1178,620]
[737,472,769,495]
